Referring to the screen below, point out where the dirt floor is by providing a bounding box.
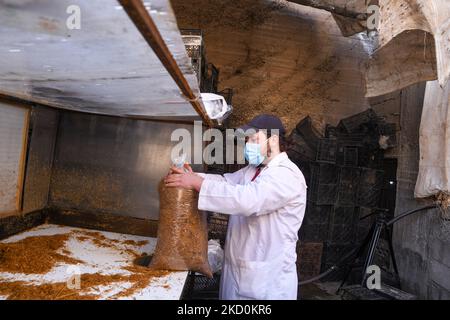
[172,0,374,132]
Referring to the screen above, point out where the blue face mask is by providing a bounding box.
[244,139,268,166]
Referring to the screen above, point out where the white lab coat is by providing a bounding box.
[198,152,307,300]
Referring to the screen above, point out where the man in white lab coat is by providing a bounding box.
[165,115,307,300]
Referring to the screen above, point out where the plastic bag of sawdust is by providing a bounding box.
[149,180,213,278]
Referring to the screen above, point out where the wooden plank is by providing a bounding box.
[16,107,30,213]
[0,100,31,217]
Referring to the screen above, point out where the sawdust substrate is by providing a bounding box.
[0,233,83,274]
[72,230,148,258]
[0,230,169,300]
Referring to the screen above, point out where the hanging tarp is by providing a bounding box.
[366,0,450,97]
[415,80,450,198]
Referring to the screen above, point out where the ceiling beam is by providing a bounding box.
[119,0,214,127]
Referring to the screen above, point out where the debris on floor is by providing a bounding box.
[0,224,188,300]
[340,284,417,300]
[299,282,342,300]
[0,233,83,274]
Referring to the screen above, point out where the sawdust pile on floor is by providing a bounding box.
[0,273,125,300]
[0,230,169,300]
[122,239,149,246]
[0,234,83,274]
[72,230,148,258]
[112,264,169,299]
[0,268,169,300]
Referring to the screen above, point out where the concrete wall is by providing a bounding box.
[393,82,450,299]
[48,111,203,220]
[172,0,375,132]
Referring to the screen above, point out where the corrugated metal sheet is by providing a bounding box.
[0,0,201,119]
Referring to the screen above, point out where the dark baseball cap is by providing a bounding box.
[238,114,286,136]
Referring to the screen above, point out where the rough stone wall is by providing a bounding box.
[172,0,375,132]
[393,82,450,299]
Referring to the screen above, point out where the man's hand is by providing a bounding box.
[165,163,204,192]
[168,163,193,175]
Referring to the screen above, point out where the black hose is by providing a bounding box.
[299,266,338,285]
[298,204,438,285]
[386,204,438,226]
[299,246,360,285]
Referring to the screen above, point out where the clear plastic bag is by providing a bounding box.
[200,93,232,125]
[149,180,213,278]
[207,239,224,274]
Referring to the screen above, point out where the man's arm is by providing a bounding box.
[196,172,226,182]
[166,164,246,189]
[198,167,304,217]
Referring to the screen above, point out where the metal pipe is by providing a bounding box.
[118,0,214,127]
